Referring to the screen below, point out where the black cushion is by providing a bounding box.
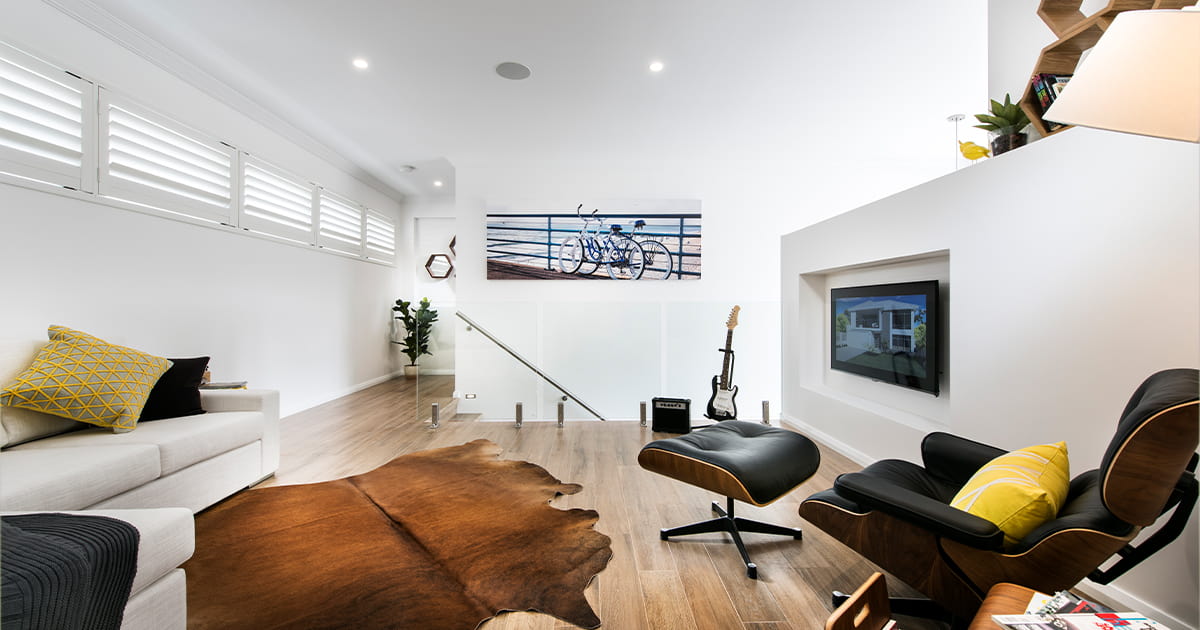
[641,421,820,505]
[139,357,209,422]
[1011,469,1133,553]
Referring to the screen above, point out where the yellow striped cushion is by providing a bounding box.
[950,441,1070,548]
[0,326,171,432]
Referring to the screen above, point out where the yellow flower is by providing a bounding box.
[959,141,991,161]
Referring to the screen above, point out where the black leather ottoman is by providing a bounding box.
[638,420,821,578]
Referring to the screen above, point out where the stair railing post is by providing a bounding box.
[557,401,565,429]
[515,402,523,429]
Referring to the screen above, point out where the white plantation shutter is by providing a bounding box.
[99,89,234,223]
[0,43,88,189]
[1,43,394,266]
[317,189,364,254]
[364,208,396,262]
[241,155,316,243]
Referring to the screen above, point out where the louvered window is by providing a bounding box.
[364,208,396,262]
[99,89,234,223]
[317,189,364,254]
[2,43,394,266]
[241,155,316,243]
[0,42,89,189]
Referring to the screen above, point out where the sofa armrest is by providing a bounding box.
[1,508,194,596]
[200,388,276,413]
[200,389,280,479]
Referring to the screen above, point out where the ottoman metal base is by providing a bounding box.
[661,497,803,579]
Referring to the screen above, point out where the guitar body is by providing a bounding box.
[706,375,739,420]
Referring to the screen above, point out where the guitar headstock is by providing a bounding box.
[726,305,740,330]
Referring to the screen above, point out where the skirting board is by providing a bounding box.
[781,411,1196,630]
[780,412,874,467]
[281,370,458,421]
[279,372,400,422]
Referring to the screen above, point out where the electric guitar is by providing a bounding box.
[705,306,740,420]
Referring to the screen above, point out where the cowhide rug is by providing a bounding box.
[184,439,613,629]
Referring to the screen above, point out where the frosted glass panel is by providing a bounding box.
[541,302,662,420]
[454,302,541,419]
[453,300,781,422]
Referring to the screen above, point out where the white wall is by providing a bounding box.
[0,1,409,417]
[451,155,948,421]
[988,0,1052,115]
[781,128,1199,628]
[410,215,457,374]
[451,0,989,420]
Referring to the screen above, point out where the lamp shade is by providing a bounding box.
[1043,9,1199,143]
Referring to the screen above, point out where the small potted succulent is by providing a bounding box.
[974,94,1030,156]
[392,298,438,377]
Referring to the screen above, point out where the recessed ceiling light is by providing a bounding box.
[352,58,369,70]
[649,60,664,73]
[496,62,532,80]
[433,180,444,187]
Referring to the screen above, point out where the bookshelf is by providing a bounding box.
[1021,0,1195,138]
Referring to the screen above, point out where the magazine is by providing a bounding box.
[993,613,1167,630]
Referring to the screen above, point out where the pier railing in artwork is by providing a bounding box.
[486,212,701,279]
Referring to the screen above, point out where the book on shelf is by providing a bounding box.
[1049,75,1071,97]
[1030,73,1073,131]
[1033,73,1055,109]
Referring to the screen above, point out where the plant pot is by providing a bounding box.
[989,126,1028,156]
[403,365,419,379]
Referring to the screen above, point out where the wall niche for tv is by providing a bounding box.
[800,251,950,431]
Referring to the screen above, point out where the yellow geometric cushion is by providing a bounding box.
[0,326,171,433]
[950,441,1070,548]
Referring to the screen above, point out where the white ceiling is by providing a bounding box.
[77,0,982,200]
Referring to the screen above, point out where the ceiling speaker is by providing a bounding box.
[495,62,531,80]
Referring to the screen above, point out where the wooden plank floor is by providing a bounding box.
[253,375,937,630]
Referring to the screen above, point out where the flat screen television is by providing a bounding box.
[830,280,939,395]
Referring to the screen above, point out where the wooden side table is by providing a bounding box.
[968,583,1041,630]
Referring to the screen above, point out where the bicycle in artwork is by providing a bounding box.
[557,205,646,280]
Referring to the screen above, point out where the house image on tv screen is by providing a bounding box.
[834,295,928,377]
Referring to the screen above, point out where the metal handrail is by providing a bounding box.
[456,311,607,421]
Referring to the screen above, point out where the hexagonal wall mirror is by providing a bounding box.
[425,253,454,279]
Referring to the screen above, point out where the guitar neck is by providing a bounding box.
[720,329,734,388]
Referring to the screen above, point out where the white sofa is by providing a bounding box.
[0,340,280,630]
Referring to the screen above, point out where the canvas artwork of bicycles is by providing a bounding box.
[485,204,702,280]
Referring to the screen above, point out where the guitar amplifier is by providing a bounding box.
[651,397,691,434]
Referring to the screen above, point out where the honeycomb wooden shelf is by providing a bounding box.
[1021,0,1194,137]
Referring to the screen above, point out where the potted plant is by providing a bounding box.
[973,93,1030,156]
[392,298,438,378]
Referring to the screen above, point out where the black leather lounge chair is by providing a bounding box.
[798,368,1199,621]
